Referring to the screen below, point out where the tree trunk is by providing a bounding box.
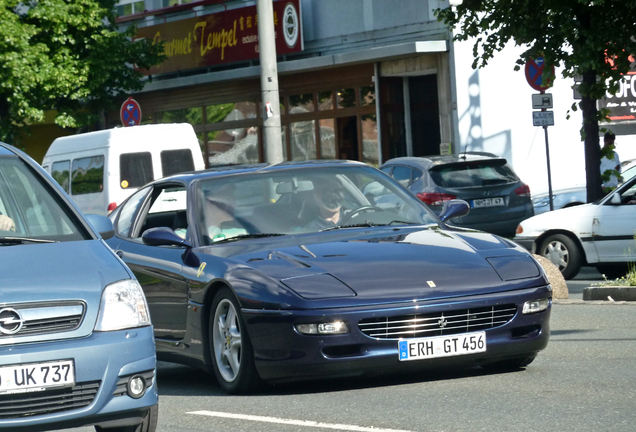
[580,69,602,203]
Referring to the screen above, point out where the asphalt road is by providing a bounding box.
[62,268,636,432]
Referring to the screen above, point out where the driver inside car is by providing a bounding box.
[298,178,345,231]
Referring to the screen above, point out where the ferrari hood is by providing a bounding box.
[221,227,545,302]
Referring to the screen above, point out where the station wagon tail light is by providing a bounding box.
[522,298,550,314]
[416,192,457,205]
[95,279,151,331]
[107,202,118,213]
[514,184,531,197]
[295,321,349,335]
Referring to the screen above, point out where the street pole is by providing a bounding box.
[543,125,554,211]
[257,0,284,164]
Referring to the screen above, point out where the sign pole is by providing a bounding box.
[543,123,554,211]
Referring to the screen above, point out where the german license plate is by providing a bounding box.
[472,197,505,208]
[398,331,486,361]
[0,360,75,395]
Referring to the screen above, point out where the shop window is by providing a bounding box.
[318,91,333,111]
[289,94,314,113]
[360,85,375,107]
[319,119,336,159]
[290,120,316,161]
[116,0,145,16]
[120,152,153,188]
[207,126,259,166]
[361,113,379,166]
[207,103,238,123]
[158,107,203,125]
[51,160,70,193]
[162,0,195,7]
[337,88,356,109]
[71,156,104,195]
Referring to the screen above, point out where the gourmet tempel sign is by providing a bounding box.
[136,0,302,75]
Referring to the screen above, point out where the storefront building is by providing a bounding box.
[115,0,456,167]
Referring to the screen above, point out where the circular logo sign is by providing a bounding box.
[120,97,142,127]
[0,308,23,335]
[282,3,299,48]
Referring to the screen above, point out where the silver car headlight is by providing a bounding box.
[95,279,151,331]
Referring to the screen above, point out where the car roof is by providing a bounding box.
[150,159,369,185]
[382,153,506,169]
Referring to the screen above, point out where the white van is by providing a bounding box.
[42,123,205,215]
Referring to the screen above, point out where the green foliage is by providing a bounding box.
[0,0,164,142]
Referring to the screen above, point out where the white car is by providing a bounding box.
[514,175,636,279]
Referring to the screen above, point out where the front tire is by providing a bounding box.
[209,287,260,393]
[539,234,582,279]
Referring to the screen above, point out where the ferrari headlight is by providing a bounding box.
[95,279,151,331]
[522,298,550,314]
[295,321,349,335]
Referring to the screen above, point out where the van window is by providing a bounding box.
[71,156,104,195]
[161,149,195,177]
[52,160,70,193]
[120,152,153,188]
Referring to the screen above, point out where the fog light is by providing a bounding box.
[522,298,550,314]
[295,321,349,335]
[127,375,146,399]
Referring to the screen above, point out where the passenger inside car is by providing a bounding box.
[201,183,248,243]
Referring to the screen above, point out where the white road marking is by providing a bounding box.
[187,410,414,432]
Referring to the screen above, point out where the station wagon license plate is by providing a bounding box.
[0,360,75,395]
[471,197,505,208]
[398,331,486,361]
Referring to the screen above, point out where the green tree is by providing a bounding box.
[436,0,636,202]
[0,0,163,143]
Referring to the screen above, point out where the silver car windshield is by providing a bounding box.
[0,156,85,242]
[194,165,438,245]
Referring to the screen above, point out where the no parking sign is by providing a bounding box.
[120,97,142,126]
[525,57,554,91]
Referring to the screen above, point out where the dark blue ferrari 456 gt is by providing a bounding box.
[106,160,551,393]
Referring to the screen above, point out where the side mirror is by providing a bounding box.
[610,193,622,205]
[439,199,470,222]
[85,214,115,239]
[142,227,191,247]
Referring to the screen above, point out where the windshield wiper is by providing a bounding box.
[320,221,423,232]
[0,236,57,245]
[212,233,285,244]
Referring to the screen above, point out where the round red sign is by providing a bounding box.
[525,57,554,91]
[120,97,142,126]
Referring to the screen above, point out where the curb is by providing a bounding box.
[582,286,636,302]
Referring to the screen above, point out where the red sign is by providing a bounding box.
[525,57,554,91]
[136,0,302,76]
[120,97,142,126]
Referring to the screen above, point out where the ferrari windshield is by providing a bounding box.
[194,165,438,245]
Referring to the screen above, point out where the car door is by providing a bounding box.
[591,178,636,262]
[109,183,190,341]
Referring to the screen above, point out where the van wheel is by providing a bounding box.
[209,288,261,394]
[95,404,157,432]
[539,234,582,279]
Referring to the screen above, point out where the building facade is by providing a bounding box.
[113,0,456,167]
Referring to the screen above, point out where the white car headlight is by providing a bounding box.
[95,279,151,331]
